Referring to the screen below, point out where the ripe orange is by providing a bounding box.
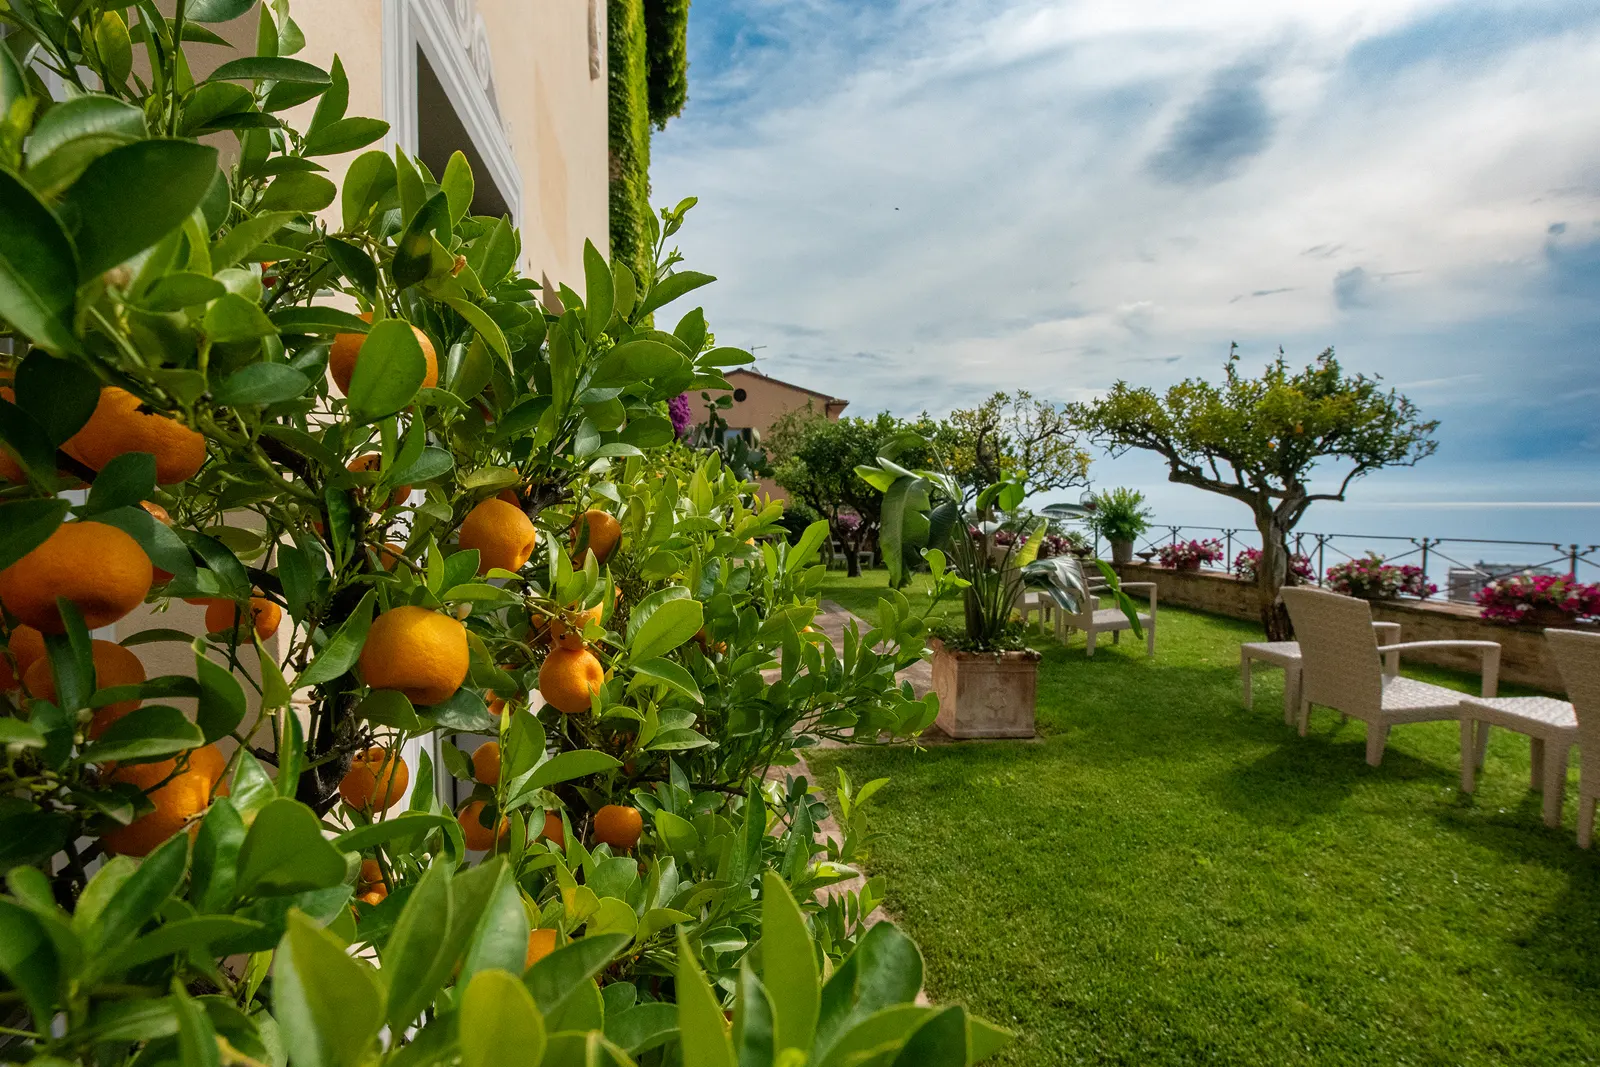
[139,502,177,583]
[592,804,643,851]
[347,453,411,510]
[63,386,207,485]
[550,604,602,651]
[568,509,621,566]
[358,858,385,889]
[7,626,45,678]
[496,488,520,507]
[458,498,537,575]
[329,314,438,396]
[0,521,153,633]
[483,688,507,716]
[472,741,500,785]
[359,606,469,706]
[538,647,604,715]
[377,542,406,571]
[525,928,557,969]
[101,744,226,856]
[22,639,145,737]
[694,627,728,656]
[338,746,410,812]
[538,809,565,849]
[204,596,283,640]
[357,888,386,906]
[457,800,508,851]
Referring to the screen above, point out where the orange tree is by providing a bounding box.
[0,2,1009,1064]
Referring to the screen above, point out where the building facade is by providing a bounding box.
[694,368,849,501]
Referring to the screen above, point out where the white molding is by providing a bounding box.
[381,0,522,227]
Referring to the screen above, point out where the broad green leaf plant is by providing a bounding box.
[0,3,1005,1064]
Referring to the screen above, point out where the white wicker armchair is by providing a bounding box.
[1280,587,1501,766]
[1547,629,1600,846]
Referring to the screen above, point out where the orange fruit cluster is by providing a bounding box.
[102,744,227,856]
[21,639,146,737]
[457,799,507,852]
[568,509,621,566]
[592,804,643,852]
[202,596,283,641]
[329,316,438,397]
[538,647,604,715]
[63,386,207,485]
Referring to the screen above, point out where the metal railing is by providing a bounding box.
[1099,525,1599,603]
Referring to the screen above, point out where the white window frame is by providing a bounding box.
[381,0,522,228]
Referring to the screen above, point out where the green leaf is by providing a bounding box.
[324,237,378,297]
[62,139,219,279]
[209,56,331,84]
[273,910,384,1067]
[346,319,428,422]
[259,171,336,213]
[25,94,144,173]
[392,192,449,289]
[526,750,621,791]
[174,988,222,1067]
[188,0,259,21]
[194,643,247,742]
[459,866,529,984]
[441,150,474,224]
[890,1005,969,1067]
[627,595,703,664]
[91,505,195,583]
[295,590,374,687]
[388,445,454,486]
[593,340,689,387]
[212,362,310,406]
[524,934,630,1017]
[341,150,396,230]
[79,453,154,517]
[0,901,60,1024]
[108,915,264,974]
[310,56,350,134]
[204,291,278,343]
[583,239,613,341]
[637,270,716,319]
[461,970,546,1067]
[190,797,245,913]
[0,169,80,352]
[230,751,277,819]
[210,210,296,269]
[138,271,226,311]
[676,932,737,1067]
[631,658,703,704]
[79,705,204,763]
[355,689,422,731]
[443,296,510,366]
[606,1001,680,1055]
[815,921,925,1062]
[236,798,348,896]
[304,116,389,156]
[761,871,819,1054]
[0,719,46,749]
[332,813,450,853]
[381,861,453,1030]
[97,833,189,952]
[734,959,777,1067]
[269,305,371,336]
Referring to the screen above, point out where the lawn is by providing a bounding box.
[809,571,1600,1066]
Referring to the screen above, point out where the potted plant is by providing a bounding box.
[1326,553,1436,599]
[1157,538,1225,571]
[858,456,1142,739]
[1234,547,1314,583]
[1087,487,1153,564]
[1476,573,1600,627]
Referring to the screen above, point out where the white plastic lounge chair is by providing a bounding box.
[1241,620,1402,726]
[1054,579,1156,658]
[1280,587,1501,766]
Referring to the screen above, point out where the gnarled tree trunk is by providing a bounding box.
[1254,506,1295,640]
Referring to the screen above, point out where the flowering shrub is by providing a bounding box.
[1158,539,1225,569]
[1326,553,1437,599]
[1233,547,1313,583]
[668,392,693,436]
[1476,573,1600,624]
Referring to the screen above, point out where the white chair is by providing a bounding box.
[1241,621,1401,726]
[1055,579,1156,658]
[1280,587,1501,766]
[1549,629,1600,846]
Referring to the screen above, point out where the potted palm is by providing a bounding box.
[858,451,1143,738]
[1086,487,1153,565]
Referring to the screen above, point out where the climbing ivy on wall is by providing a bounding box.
[609,0,690,283]
[646,0,690,128]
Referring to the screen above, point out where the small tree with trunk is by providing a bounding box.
[1070,347,1438,639]
[948,390,1091,501]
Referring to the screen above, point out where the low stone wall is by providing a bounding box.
[1114,562,1589,692]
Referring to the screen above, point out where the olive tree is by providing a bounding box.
[1070,347,1438,638]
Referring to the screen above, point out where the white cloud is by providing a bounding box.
[652,0,1600,504]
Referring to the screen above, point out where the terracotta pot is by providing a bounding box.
[1110,539,1133,565]
[1176,560,1202,572]
[930,639,1038,739]
[1522,606,1579,628]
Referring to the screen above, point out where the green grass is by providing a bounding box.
[810,571,1600,1066]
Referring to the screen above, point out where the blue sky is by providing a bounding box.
[651,0,1600,541]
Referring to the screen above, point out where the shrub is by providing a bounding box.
[0,5,1003,1063]
[1476,573,1600,623]
[1157,539,1225,569]
[1325,554,1437,599]
[1087,487,1153,544]
[1234,547,1313,583]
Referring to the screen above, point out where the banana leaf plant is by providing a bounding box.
[857,447,1143,651]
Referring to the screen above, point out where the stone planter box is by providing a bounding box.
[1112,562,1596,692]
[930,639,1039,739]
